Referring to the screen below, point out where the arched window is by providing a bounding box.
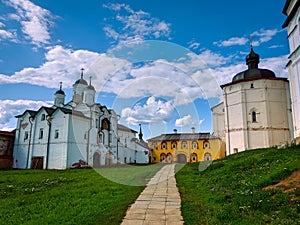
[167,153,173,163]
[98,132,103,144]
[204,152,212,161]
[192,141,198,149]
[101,118,110,131]
[181,141,187,149]
[191,153,198,162]
[203,140,210,149]
[160,153,167,162]
[171,141,177,149]
[161,142,167,149]
[252,111,257,122]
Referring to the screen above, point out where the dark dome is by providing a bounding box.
[246,48,259,66]
[55,89,65,95]
[232,68,276,83]
[87,84,95,91]
[75,78,88,85]
[232,47,276,83]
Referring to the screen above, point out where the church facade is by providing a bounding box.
[212,48,293,155]
[13,71,148,169]
[283,0,300,143]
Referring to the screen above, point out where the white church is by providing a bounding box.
[211,1,300,156]
[13,70,149,169]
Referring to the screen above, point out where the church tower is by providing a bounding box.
[54,82,65,107]
[83,77,96,105]
[72,68,88,104]
[220,47,293,155]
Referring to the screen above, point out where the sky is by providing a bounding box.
[0,0,290,139]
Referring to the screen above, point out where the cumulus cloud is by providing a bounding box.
[251,29,280,46]
[4,0,55,47]
[0,28,18,42]
[175,115,192,127]
[103,3,171,43]
[213,28,280,47]
[0,99,51,130]
[121,96,174,125]
[0,45,101,88]
[214,37,248,47]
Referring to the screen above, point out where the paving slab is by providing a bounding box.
[121,164,184,225]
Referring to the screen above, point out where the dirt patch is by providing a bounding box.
[263,169,300,200]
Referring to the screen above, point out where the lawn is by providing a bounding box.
[176,145,300,225]
[0,164,163,225]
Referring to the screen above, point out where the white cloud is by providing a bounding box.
[260,55,288,78]
[103,3,171,43]
[251,29,279,46]
[199,119,204,125]
[0,99,51,130]
[188,41,200,50]
[121,96,174,125]
[4,0,55,47]
[0,45,101,88]
[175,115,192,127]
[214,37,248,47]
[213,28,280,48]
[0,28,18,42]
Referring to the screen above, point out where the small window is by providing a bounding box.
[39,128,44,139]
[192,141,198,149]
[96,119,99,128]
[250,83,254,88]
[171,141,177,149]
[24,131,29,141]
[54,129,59,139]
[181,141,187,149]
[252,111,257,122]
[203,141,210,149]
[161,142,167,149]
[204,152,212,161]
[98,133,103,143]
[41,114,45,121]
[233,148,238,153]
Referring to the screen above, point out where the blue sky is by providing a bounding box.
[0,0,290,139]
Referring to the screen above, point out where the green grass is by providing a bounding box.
[176,145,300,225]
[0,164,163,225]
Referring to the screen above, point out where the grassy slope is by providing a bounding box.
[176,146,300,225]
[0,164,163,225]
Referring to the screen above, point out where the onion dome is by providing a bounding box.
[232,47,276,83]
[246,47,260,69]
[87,76,95,91]
[75,68,88,85]
[55,82,65,95]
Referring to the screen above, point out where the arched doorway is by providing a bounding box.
[177,154,187,163]
[93,152,101,168]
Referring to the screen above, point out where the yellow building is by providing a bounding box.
[148,130,226,163]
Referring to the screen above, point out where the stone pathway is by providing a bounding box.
[121,164,184,225]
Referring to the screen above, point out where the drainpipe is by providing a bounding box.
[26,117,33,169]
[46,115,52,169]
